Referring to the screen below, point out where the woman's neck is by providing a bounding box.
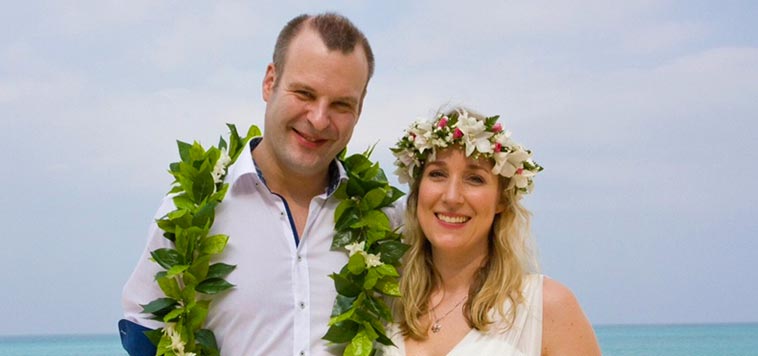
[431,248,487,297]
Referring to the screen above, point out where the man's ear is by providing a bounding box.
[262,63,276,102]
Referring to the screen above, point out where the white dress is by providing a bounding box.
[378,274,543,356]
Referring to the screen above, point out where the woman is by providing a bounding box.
[382,108,600,355]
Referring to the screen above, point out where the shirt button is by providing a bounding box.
[300,351,305,356]
[299,302,306,309]
[297,255,302,262]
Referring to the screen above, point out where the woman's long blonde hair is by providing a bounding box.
[397,110,539,339]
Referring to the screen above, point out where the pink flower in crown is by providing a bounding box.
[438,116,448,128]
[492,123,503,133]
[516,168,524,175]
[494,142,502,152]
[453,128,463,139]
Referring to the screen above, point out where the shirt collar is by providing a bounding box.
[227,137,348,197]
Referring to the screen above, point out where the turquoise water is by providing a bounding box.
[596,323,758,356]
[1,324,756,355]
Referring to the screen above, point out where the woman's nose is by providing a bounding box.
[442,179,464,206]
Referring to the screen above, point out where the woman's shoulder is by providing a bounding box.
[541,276,578,311]
[540,276,601,355]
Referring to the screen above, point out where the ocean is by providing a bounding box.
[0,323,756,355]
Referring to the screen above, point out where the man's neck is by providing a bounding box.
[250,143,330,204]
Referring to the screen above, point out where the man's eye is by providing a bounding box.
[294,90,314,99]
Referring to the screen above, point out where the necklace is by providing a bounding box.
[430,296,467,333]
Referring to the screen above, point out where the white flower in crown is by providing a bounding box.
[409,118,435,154]
[455,110,494,156]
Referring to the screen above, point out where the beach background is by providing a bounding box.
[1,0,756,354]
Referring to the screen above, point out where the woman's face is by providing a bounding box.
[417,147,505,256]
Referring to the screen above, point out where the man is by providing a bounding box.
[120,12,400,355]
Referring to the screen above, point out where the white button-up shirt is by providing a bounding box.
[122,138,403,355]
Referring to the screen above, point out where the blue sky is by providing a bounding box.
[1,1,757,335]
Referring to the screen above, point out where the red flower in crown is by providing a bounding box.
[453,128,463,139]
[438,116,448,128]
[492,123,503,133]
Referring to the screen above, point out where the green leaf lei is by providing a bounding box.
[324,146,408,356]
[142,125,407,356]
[141,124,259,356]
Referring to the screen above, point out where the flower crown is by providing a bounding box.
[391,109,543,195]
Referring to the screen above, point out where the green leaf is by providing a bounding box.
[346,177,366,197]
[193,201,218,228]
[363,268,380,290]
[330,294,357,317]
[376,241,410,265]
[144,328,163,347]
[150,248,183,269]
[188,300,210,330]
[382,186,405,207]
[246,124,261,140]
[155,218,176,235]
[351,210,390,231]
[322,320,359,343]
[166,264,189,278]
[188,255,211,281]
[364,295,392,321]
[195,329,219,354]
[344,329,373,356]
[343,154,371,174]
[199,234,229,255]
[334,199,354,225]
[172,194,195,210]
[192,169,216,203]
[141,298,178,315]
[333,180,349,200]
[335,209,360,231]
[359,188,387,211]
[207,262,236,279]
[331,229,357,250]
[162,306,184,322]
[347,253,366,275]
[374,264,399,277]
[177,140,192,161]
[375,277,401,297]
[156,274,182,299]
[330,273,362,297]
[196,277,234,294]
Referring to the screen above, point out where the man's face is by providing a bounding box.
[261,27,369,178]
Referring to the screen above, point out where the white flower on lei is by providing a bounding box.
[163,323,197,356]
[364,252,383,268]
[211,150,232,184]
[455,111,494,156]
[345,241,365,257]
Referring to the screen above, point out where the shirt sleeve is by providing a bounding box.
[118,319,157,355]
[121,195,177,330]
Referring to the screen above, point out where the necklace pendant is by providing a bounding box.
[431,323,442,333]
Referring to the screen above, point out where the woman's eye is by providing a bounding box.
[427,170,445,178]
[468,175,485,184]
